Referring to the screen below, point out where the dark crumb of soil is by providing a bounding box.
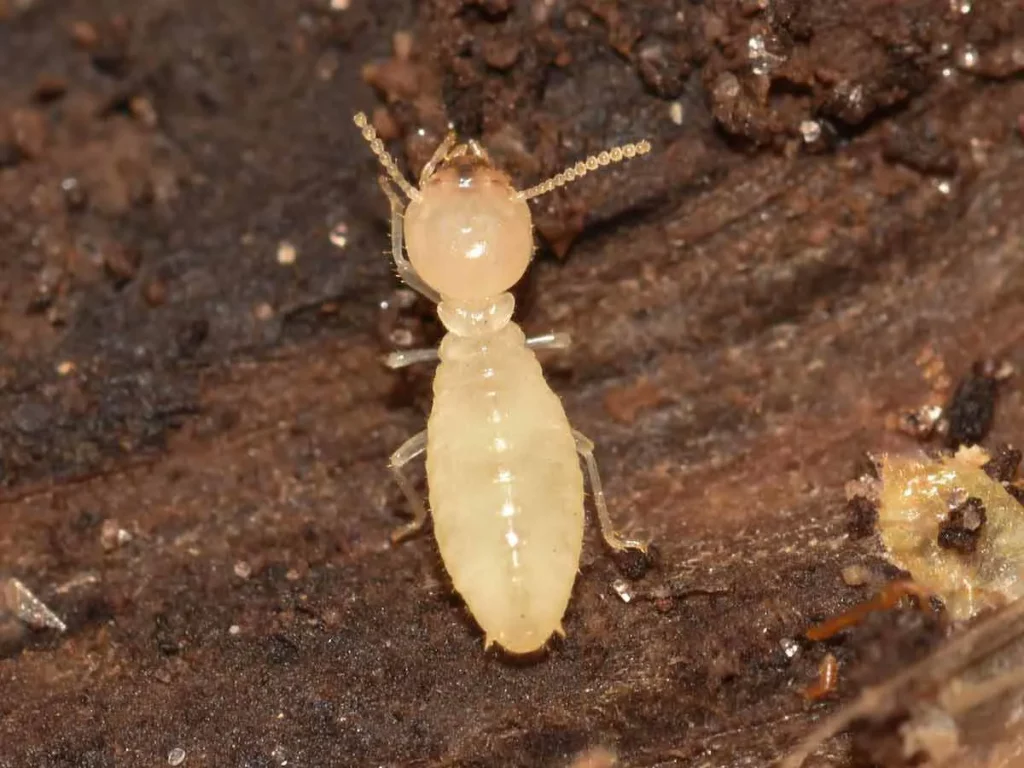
[846,496,879,540]
[937,496,987,555]
[851,453,880,482]
[982,444,1022,483]
[943,360,1010,449]
[612,542,659,580]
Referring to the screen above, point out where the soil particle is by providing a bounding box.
[174,318,210,359]
[841,564,872,587]
[602,377,669,425]
[482,37,522,71]
[846,496,879,540]
[635,37,694,100]
[937,495,987,554]
[882,118,958,176]
[101,241,141,285]
[612,544,658,581]
[0,129,19,167]
[142,277,168,307]
[10,401,53,435]
[944,360,1004,448]
[8,106,48,160]
[69,20,101,49]
[982,444,1022,483]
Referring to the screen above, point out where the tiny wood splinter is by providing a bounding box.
[353,112,652,654]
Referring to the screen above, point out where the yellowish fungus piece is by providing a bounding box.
[878,450,1024,620]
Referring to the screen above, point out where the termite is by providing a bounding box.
[804,579,935,642]
[352,112,652,654]
[802,653,838,701]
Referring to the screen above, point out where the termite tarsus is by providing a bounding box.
[353,112,652,654]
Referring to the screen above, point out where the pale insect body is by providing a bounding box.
[353,112,651,654]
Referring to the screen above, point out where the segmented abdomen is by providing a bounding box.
[426,332,584,653]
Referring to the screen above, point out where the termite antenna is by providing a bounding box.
[353,112,421,202]
[466,139,491,163]
[420,129,458,182]
[516,139,652,201]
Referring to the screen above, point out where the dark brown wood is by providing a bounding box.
[1,1,1022,765]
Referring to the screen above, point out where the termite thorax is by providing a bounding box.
[437,293,515,338]
[436,294,523,362]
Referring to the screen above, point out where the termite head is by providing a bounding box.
[405,157,533,303]
[353,112,651,306]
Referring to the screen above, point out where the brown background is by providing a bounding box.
[1,1,1023,766]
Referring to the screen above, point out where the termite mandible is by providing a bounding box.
[353,112,652,654]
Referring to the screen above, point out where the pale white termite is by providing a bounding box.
[353,112,652,654]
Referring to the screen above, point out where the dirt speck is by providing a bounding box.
[846,496,879,540]
[603,377,669,425]
[944,361,1005,449]
[937,496,987,555]
[982,444,1021,483]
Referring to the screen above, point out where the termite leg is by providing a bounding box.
[378,177,441,305]
[388,430,429,544]
[526,332,572,352]
[384,348,439,370]
[572,429,648,554]
[384,333,571,370]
